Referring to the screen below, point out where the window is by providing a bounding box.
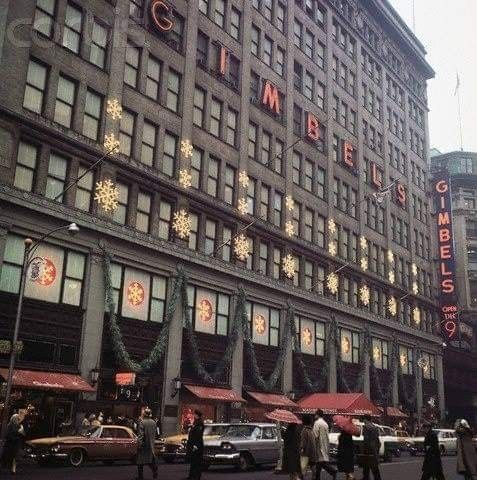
[198,0,208,14]
[304,208,313,242]
[74,165,93,211]
[205,219,217,254]
[293,104,302,135]
[340,328,360,364]
[222,226,232,261]
[399,346,414,375]
[90,20,108,68]
[54,75,76,128]
[124,42,140,88]
[304,261,313,289]
[129,0,144,17]
[276,3,286,32]
[113,182,129,225]
[372,338,389,370]
[136,191,151,233]
[304,71,314,101]
[316,167,325,199]
[83,89,102,140]
[33,0,56,38]
[275,47,285,76]
[247,178,256,215]
[158,199,172,240]
[230,7,241,40]
[197,31,208,66]
[273,248,281,279]
[145,56,161,100]
[209,97,222,137]
[259,242,268,275]
[296,316,325,356]
[294,19,303,48]
[275,139,283,174]
[226,108,238,146]
[14,141,38,192]
[262,131,271,166]
[317,215,325,248]
[224,166,235,204]
[251,25,260,57]
[23,59,48,114]
[214,0,226,28]
[141,121,157,166]
[46,153,67,202]
[248,122,257,159]
[273,192,282,227]
[247,302,280,346]
[260,184,270,220]
[292,151,301,185]
[63,3,82,53]
[162,132,176,177]
[187,286,230,335]
[246,237,254,270]
[263,36,272,66]
[119,109,135,157]
[166,69,181,112]
[193,86,206,127]
[191,149,202,189]
[207,156,219,197]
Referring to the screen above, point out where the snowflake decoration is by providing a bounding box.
[328,218,337,235]
[198,299,213,322]
[373,346,381,362]
[326,272,339,295]
[106,98,122,120]
[285,220,295,237]
[233,234,250,261]
[359,285,370,306]
[239,170,249,189]
[387,296,397,316]
[282,254,296,279]
[417,356,429,371]
[254,314,267,335]
[179,169,192,189]
[388,271,395,283]
[400,353,407,368]
[180,139,194,158]
[328,241,337,257]
[94,179,120,212]
[412,281,419,295]
[237,197,248,215]
[387,249,394,263]
[172,209,192,239]
[127,282,145,306]
[285,195,295,211]
[413,307,421,325]
[411,263,418,276]
[360,257,368,271]
[104,133,120,154]
[302,328,313,346]
[360,236,368,250]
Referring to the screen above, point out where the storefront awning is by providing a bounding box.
[298,393,380,416]
[247,391,298,408]
[379,406,409,418]
[184,385,245,403]
[0,368,95,393]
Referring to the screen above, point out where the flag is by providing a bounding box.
[454,72,460,96]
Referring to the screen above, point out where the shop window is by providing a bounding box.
[187,286,230,335]
[295,316,325,356]
[246,302,280,347]
[340,328,359,364]
[399,345,414,374]
[22,339,56,364]
[372,338,388,370]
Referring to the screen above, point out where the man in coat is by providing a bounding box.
[456,419,477,480]
[361,415,382,480]
[420,422,444,480]
[186,410,205,480]
[136,408,158,480]
[313,409,337,480]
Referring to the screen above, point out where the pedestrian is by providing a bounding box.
[283,422,302,480]
[456,419,477,480]
[361,415,382,480]
[186,410,205,480]
[420,422,444,480]
[79,413,91,435]
[136,407,158,480]
[313,409,337,480]
[301,415,318,479]
[337,428,355,479]
[274,421,284,474]
[1,408,27,475]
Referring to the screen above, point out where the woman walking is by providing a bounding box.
[283,422,302,480]
[1,409,27,475]
[420,423,444,480]
[301,416,318,479]
[456,419,477,480]
[334,415,359,480]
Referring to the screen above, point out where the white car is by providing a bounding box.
[410,429,457,456]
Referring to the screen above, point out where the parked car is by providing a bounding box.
[395,429,413,452]
[157,423,230,463]
[25,425,152,467]
[410,429,458,456]
[203,423,280,471]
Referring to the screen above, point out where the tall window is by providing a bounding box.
[262,131,271,166]
[205,219,217,254]
[372,338,389,370]
[162,132,176,177]
[119,109,135,157]
[259,242,268,275]
[158,199,172,240]
[189,213,199,250]
[193,87,206,127]
[251,25,260,56]
[273,192,282,227]
[166,69,181,112]
[63,4,82,53]
[296,316,325,356]
[90,20,108,69]
[207,157,219,197]
[74,165,93,211]
[54,75,76,128]
[340,328,360,364]
[145,56,161,100]
[46,153,67,202]
[275,139,283,174]
[198,0,209,14]
[209,98,222,137]
[247,179,256,215]
[113,182,129,225]
[33,0,56,38]
[260,184,270,220]
[124,42,140,88]
[246,302,280,346]
[23,59,48,114]
[248,122,257,159]
[14,142,38,192]
[273,248,281,279]
[222,226,232,261]
[83,89,102,140]
[136,191,151,233]
[224,166,235,204]
[141,120,157,166]
[191,149,202,189]
[305,208,313,242]
[230,7,241,40]
[263,36,272,66]
[226,108,238,146]
[214,0,226,27]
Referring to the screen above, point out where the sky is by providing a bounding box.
[389,0,477,154]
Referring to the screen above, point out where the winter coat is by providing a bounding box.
[282,424,302,474]
[136,418,157,465]
[301,426,319,463]
[422,430,443,476]
[1,415,25,468]
[186,419,204,459]
[337,432,355,473]
[456,426,477,477]
[313,417,331,462]
[360,421,380,469]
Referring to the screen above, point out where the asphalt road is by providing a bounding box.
[3,456,462,480]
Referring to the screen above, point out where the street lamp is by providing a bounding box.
[0,223,79,441]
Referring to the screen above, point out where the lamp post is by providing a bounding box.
[0,223,79,442]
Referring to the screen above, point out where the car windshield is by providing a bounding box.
[222,425,260,438]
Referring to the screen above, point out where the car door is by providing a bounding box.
[113,427,138,460]
[249,427,267,464]
[260,427,279,464]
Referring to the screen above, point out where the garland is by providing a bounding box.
[102,251,184,372]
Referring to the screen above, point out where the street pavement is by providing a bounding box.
[4,456,461,480]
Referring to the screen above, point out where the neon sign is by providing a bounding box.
[150,0,174,32]
[433,173,458,340]
[261,80,281,114]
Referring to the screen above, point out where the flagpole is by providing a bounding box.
[455,72,464,151]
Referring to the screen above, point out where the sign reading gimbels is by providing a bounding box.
[150,0,174,32]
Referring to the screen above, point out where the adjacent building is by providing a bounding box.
[0,0,442,435]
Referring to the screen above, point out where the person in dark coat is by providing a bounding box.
[1,409,26,474]
[361,415,382,480]
[337,431,355,480]
[186,410,205,480]
[420,423,444,480]
[456,419,477,480]
[282,422,302,480]
[135,408,158,480]
[301,416,318,478]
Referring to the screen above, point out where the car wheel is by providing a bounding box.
[68,449,85,467]
[440,445,446,456]
[237,453,253,472]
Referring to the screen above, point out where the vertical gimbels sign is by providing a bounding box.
[434,173,458,341]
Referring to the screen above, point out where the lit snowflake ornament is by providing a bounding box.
[180,139,194,158]
[233,234,250,261]
[179,169,192,189]
[326,272,339,295]
[359,285,370,306]
[412,281,419,295]
[285,195,295,211]
[411,263,418,276]
[104,133,120,154]
[387,249,394,263]
[388,270,395,283]
[172,209,192,239]
[237,197,248,215]
[413,307,421,325]
[360,257,368,271]
[360,235,368,250]
[239,170,249,189]
[418,356,429,372]
[387,296,397,316]
[282,254,296,279]
[285,220,295,237]
[328,241,337,257]
[106,98,122,120]
[328,218,337,235]
[94,179,120,212]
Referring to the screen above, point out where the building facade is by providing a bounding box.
[431,150,477,425]
[0,0,443,435]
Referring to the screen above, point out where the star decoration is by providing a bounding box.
[285,195,295,211]
[328,218,337,235]
[106,98,122,120]
[373,346,381,362]
[237,197,248,215]
[178,169,192,189]
[388,271,395,283]
[359,285,370,306]
[282,254,296,279]
[127,282,145,306]
[360,257,368,271]
[387,249,394,263]
[239,170,249,189]
[180,139,194,158]
[94,179,120,212]
[233,233,250,261]
[285,220,295,237]
[172,209,192,239]
[328,241,337,256]
[411,263,418,276]
[302,328,312,346]
[326,272,339,295]
[412,281,419,295]
[254,314,267,335]
[413,307,421,325]
[104,133,120,154]
[360,236,368,250]
[387,296,397,316]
